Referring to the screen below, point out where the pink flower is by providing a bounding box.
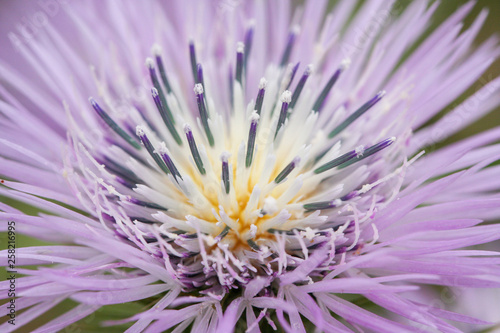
[1,1,500,332]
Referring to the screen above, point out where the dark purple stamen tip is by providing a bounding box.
[341,191,358,201]
[303,199,341,211]
[236,43,244,84]
[215,225,231,242]
[243,25,254,70]
[313,69,343,112]
[313,150,358,174]
[255,79,267,115]
[197,63,205,88]
[274,157,299,183]
[286,62,300,90]
[185,125,206,175]
[189,41,198,82]
[159,149,183,182]
[90,98,141,150]
[245,114,259,168]
[128,197,168,210]
[275,91,292,138]
[147,58,177,126]
[289,65,312,109]
[338,137,395,169]
[136,126,170,175]
[154,51,172,93]
[194,84,214,146]
[221,154,230,194]
[151,88,182,145]
[280,27,299,67]
[328,91,385,139]
[228,65,234,108]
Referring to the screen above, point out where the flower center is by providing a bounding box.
[85,34,397,289]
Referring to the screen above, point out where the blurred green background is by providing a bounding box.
[1,0,500,332]
[426,0,500,145]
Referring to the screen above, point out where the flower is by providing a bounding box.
[1,0,500,332]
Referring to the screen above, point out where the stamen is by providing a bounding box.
[135,104,159,134]
[127,196,168,210]
[229,65,234,108]
[197,64,205,88]
[289,65,312,109]
[215,225,231,241]
[235,42,244,85]
[194,84,215,146]
[89,98,141,150]
[243,23,254,73]
[151,88,182,145]
[286,62,300,90]
[184,124,206,175]
[274,157,300,184]
[157,142,183,182]
[99,156,142,185]
[146,58,176,125]
[247,239,261,251]
[313,150,358,174]
[328,91,385,139]
[312,60,349,112]
[341,191,358,201]
[275,90,292,138]
[280,25,300,67]
[246,112,259,168]
[255,78,267,115]
[189,40,198,83]
[152,44,172,93]
[130,217,158,224]
[136,126,170,175]
[338,137,396,169]
[268,228,298,235]
[303,199,341,211]
[221,152,231,194]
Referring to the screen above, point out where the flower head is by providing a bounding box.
[1,1,500,332]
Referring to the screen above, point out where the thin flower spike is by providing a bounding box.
[151,88,182,145]
[197,63,205,90]
[1,1,500,333]
[153,44,173,93]
[243,23,254,74]
[312,60,349,113]
[146,58,176,126]
[275,157,300,184]
[254,78,267,116]
[184,124,206,175]
[194,83,214,146]
[235,42,245,85]
[275,90,292,138]
[189,40,198,83]
[136,126,171,175]
[245,112,259,168]
[289,65,313,110]
[328,91,386,139]
[89,98,142,150]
